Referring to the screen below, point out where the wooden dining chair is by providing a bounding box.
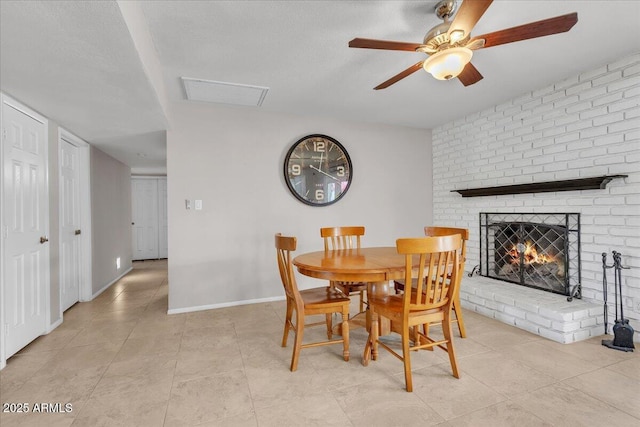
[364,234,462,392]
[275,233,350,371]
[394,227,469,338]
[320,226,369,314]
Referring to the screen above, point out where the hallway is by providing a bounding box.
[1,259,639,426]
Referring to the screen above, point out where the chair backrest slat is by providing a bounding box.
[321,226,364,251]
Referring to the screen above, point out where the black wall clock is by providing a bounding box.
[284,134,353,206]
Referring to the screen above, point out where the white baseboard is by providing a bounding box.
[90,266,133,300]
[46,317,63,334]
[167,295,285,315]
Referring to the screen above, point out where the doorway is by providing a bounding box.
[58,129,92,312]
[132,177,167,260]
[1,94,50,363]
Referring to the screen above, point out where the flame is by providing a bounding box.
[508,241,555,265]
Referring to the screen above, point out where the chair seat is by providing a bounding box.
[393,278,413,291]
[301,287,350,309]
[393,278,408,287]
[394,276,451,289]
[334,281,367,291]
[394,279,443,296]
[333,281,367,298]
[333,281,368,314]
[394,274,465,339]
[368,294,446,322]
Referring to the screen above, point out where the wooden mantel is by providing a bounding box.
[452,175,628,197]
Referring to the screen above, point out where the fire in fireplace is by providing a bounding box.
[480,213,581,297]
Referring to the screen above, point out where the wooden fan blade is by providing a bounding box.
[448,0,493,39]
[374,61,424,90]
[349,38,423,52]
[469,12,578,49]
[457,62,483,86]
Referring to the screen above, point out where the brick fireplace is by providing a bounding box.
[431,53,640,343]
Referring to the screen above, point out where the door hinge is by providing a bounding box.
[1,127,6,142]
[2,225,7,240]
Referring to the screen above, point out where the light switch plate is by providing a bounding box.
[185,199,191,210]
[195,199,203,210]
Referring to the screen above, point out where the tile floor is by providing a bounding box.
[1,259,638,426]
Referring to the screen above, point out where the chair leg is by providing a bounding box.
[422,323,433,350]
[282,299,293,347]
[401,327,413,392]
[363,332,372,366]
[442,311,460,378]
[358,290,364,313]
[413,325,426,347]
[326,313,333,339]
[371,311,379,361]
[290,312,304,372]
[341,306,350,362]
[453,297,467,338]
[363,308,373,366]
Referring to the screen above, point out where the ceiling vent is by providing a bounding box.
[181,77,269,107]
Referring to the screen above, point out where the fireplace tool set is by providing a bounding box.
[601,251,634,352]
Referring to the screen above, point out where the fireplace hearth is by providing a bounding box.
[480,213,581,297]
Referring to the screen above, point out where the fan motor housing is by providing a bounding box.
[419,0,466,53]
[423,22,451,49]
[435,0,457,20]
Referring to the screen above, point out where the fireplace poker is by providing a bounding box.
[602,251,635,352]
[616,252,624,320]
[602,252,610,334]
[613,252,618,328]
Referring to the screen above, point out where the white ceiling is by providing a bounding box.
[2,1,639,173]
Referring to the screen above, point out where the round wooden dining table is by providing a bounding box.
[292,246,406,282]
[293,247,406,337]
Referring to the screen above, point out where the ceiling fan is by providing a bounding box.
[349,0,578,89]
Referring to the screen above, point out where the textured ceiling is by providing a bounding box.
[1,1,639,173]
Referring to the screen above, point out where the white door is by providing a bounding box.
[132,178,159,260]
[158,178,168,259]
[2,99,49,359]
[60,139,81,311]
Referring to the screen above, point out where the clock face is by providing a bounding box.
[284,134,352,206]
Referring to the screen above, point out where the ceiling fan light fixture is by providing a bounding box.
[423,47,473,80]
[449,29,466,44]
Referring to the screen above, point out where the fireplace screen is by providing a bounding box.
[480,213,581,296]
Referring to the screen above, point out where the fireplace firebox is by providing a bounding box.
[479,213,581,297]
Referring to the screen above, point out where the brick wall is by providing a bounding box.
[432,53,640,331]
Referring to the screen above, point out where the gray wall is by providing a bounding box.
[167,103,433,312]
[90,146,133,295]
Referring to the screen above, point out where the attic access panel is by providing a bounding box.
[181,77,269,107]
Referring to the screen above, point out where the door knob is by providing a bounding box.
[75,229,82,235]
[40,236,49,244]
